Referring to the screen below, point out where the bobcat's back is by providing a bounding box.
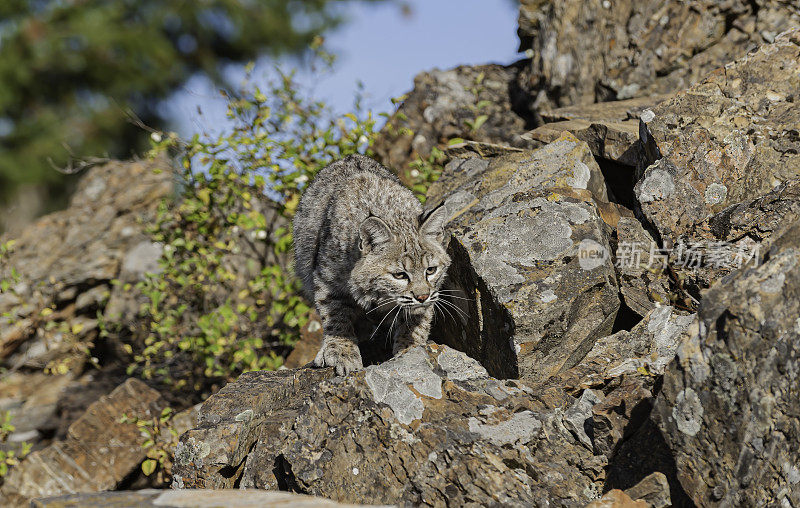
[292,154,420,301]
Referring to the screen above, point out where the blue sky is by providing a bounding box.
[164,0,521,138]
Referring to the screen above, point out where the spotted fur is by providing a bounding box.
[293,154,451,375]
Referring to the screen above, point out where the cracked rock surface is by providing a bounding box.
[652,219,800,506]
[518,0,800,109]
[635,29,800,243]
[426,133,620,383]
[174,345,610,506]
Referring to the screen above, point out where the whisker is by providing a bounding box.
[438,293,474,302]
[436,300,458,323]
[368,304,400,342]
[436,289,475,301]
[366,299,396,314]
[438,299,469,320]
[387,305,404,348]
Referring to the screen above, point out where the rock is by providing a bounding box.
[173,367,335,489]
[539,96,674,125]
[526,95,673,169]
[0,157,172,362]
[585,489,648,508]
[652,219,800,506]
[426,132,619,383]
[664,179,800,302]
[31,489,385,508]
[525,119,640,167]
[624,472,671,508]
[373,63,536,174]
[518,0,800,109]
[554,305,695,394]
[0,372,74,451]
[174,345,609,506]
[0,378,165,505]
[543,306,694,466]
[635,29,800,243]
[614,217,671,317]
[283,314,324,369]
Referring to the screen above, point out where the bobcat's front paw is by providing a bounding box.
[313,336,363,376]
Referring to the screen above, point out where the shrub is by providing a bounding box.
[127,56,391,393]
[0,411,31,479]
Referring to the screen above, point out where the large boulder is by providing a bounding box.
[635,28,800,243]
[426,132,620,382]
[518,0,800,109]
[652,219,800,506]
[174,344,608,506]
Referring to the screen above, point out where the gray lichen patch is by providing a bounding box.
[637,164,676,203]
[467,410,542,446]
[646,306,695,372]
[364,347,443,425]
[673,388,703,436]
[704,183,728,205]
[435,347,488,381]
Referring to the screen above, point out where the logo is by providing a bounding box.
[578,239,608,270]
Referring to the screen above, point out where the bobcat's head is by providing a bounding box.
[350,206,451,317]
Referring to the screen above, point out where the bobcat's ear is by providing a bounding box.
[419,205,449,245]
[359,216,392,253]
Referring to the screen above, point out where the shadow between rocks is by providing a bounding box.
[604,413,695,508]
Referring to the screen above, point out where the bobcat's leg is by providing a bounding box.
[392,305,434,355]
[312,280,363,376]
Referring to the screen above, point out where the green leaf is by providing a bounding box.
[141,458,157,476]
[471,115,488,131]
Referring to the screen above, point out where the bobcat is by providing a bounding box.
[293,154,451,375]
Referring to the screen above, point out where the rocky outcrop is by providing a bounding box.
[652,219,800,506]
[518,0,800,109]
[0,157,172,370]
[175,345,603,506]
[173,300,700,506]
[0,379,165,505]
[372,63,537,174]
[426,132,620,383]
[0,157,173,485]
[635,28,800,243]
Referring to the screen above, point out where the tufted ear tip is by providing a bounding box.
[359,216,392,253]
[419,205,449,244]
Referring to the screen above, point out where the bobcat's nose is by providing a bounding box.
[414,293,429,303]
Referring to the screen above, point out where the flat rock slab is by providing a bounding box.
[426,132,619,383]
[539,95,673,124]
[525,119,641,166]
[636,29,800,242]
[0,378,165,505]
[32,489,386,507]
[529,95,673,167]
[653,219,800,506]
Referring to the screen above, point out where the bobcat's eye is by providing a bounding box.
[426,266,437,276]
[391,271,408,280]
